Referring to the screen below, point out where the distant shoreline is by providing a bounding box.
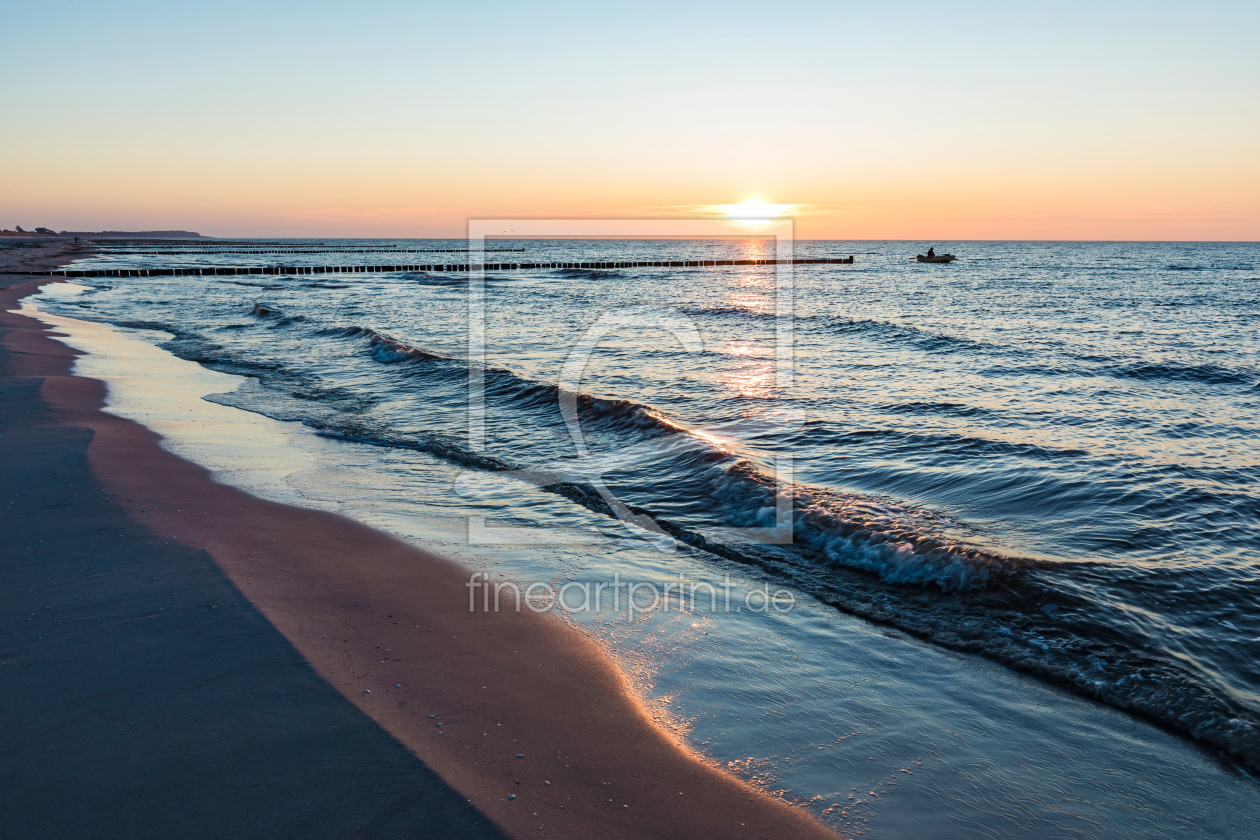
[2,231,206,239]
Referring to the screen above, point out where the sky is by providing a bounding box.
[1,0,1257,239]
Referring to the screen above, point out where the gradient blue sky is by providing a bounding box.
[2,0,1256,238]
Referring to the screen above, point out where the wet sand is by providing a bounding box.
[0,247,835,838]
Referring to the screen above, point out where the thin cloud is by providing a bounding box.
[596,203,893,218]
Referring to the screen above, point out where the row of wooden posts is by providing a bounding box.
[20,257,856,278]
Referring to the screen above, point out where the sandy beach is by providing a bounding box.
[0,243,837,837]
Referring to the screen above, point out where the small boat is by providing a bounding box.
[916,253,956,263]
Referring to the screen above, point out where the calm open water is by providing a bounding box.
[33,238,1260,833]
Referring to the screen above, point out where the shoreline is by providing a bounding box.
[0,254,836,837]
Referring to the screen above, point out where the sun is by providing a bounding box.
[717,198,793,220]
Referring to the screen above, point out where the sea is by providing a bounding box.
[24,239,1260,837]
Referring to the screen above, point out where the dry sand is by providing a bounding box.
[0,243,837,839]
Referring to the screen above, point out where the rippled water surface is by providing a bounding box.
[47,239,1260,780]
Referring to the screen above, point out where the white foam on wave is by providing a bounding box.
[707,464,1010,590]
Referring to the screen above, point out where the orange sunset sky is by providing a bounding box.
[3,1,1257,240]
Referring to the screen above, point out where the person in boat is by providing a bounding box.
[927,247,936,258]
